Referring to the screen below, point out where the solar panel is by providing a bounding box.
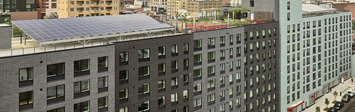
[12,14,173,41]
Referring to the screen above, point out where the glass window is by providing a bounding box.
[47,63,65,77]
[138,66,149,77]
[171,44,178,54]
[98,96,108,109]
[138,101,149,112]
[138,83,150,95]
[193,69,202,78]
[193,97,202,107]
[47,84,65,100]
[194,40,202,49]
[193,83,202,92]
[171,92,178,102]
[119,88,128,100]
[194,54,202,63]
[19,91,33,106]
[74,80,90,93]
[119,107,128,112]
[158,96,165,106]
[19,67,33,82]
[119,52,128,63]
[98,76,108,88]
[74,101,90,112]
[98,56,108,68]
[138,49,150,59]
[158,46,166,57]
[183,58,189,68]
[207,93,215,102]
[119,70,128,81]
[171,77,178,86]
[220,36,225,44]
[183,43,189,52]
[208,38,215,46]
[47,107,65,112]
[158,80,166,90]
[207,79,215,88]
[171,60,178,70]
[183,90,189,98]
[158,63,166,73]
[74,59,90,72]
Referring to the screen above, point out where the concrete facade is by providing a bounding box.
[243,22,280,112]
[192,27,245,112]
[0,24,11,49]
[0,45,115,112]
[241,0,279,21]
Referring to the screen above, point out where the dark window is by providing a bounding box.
[98,56,108,71]
[138,49,150,62]
[74,59,90,73]
[138,101,149,112]
[138,66,150,79]
[74,101,90,112]
[183,58,189,70]
[250,0,254,7]
[194,40,202,51]
[19,67,33,82]
[119,70,128,82]
[138,83,150,95]
[74,80,90,94]
[98,96,108,109]
[119,51,129,65]
[171,44,178,56]
[119,88,128,100]
[19,91,33,106]
[47,63,65,77]
[47,107,65,112]
[158,46,166,58]
[183,43,189,54]
[158,63,166,75]
[47,85,65,100]
[98,76,107,88]
[171,60,178,72]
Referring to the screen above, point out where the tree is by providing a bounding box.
[325,98,330,108]
[141,4,144,8]
[352,21,355,30]
[316,106,320,112]
[240,7,249,18]
[215,8,221,19]
[47,12,58,19]
[333,91,338,101]
[175,12,181,19]
[5,22,22,35]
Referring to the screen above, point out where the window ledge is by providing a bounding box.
[138,75,150,80]
[47,75,65,82]
[19,103,33,111]
[98,87,108,93]
[138,93,150,98]
[119,98,128,103]
[19,80,33,87]
[194,76,202,81]
[98,67,108,72]
[47,96,65,105]
[98,107,108,112]
[74,70,90,77]
[74,91,90,99]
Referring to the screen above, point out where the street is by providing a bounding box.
[339,96,355,112]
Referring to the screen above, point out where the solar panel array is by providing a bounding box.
[12,14,173,41]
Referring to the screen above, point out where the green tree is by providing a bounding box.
[141,4,144,8]
[215,8,221,19]
[333,91,338,101]
[325,98,330,107]
[181,13,188,20]
[5,22,22,35]
[175,12,181,19]
[316,106,320,112]
[352,21,355,30]
[47,12,58,19]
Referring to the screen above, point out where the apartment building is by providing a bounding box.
[192,28,245,112]
[243,22,280,112]
[241,0,279,21]
[0,0,38,22]
[279,1,352,112]
[167,0,221,17]
[57,0,120,18]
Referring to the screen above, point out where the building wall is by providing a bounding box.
[114,34,194,112]
[0,24,11,49]
[192,27,244,112]
[167,1,222,17]
[0,45,115,112]
[9,11,38,21]
[57,0,120,18]
[241,0,279,21]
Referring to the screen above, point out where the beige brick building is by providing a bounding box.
[167,0,221,17]
[57,0,120,18]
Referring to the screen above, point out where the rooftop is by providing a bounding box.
[302,4,349,18]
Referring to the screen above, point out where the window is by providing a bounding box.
[138,66,150,79]
[74,80,90,94]
[171,60,178,72]
[119,52,128,65]
[138,49,150,61]
[98,76,108,89]
[207,79,215,90]
[158,46,166,58]
[171,44,178,56]
[171,77,178,88]
[119,88,128,100]
[220,36,225,46]
[119,70,128,82]
[119,107,128,112]
[208,51,215,62]
[74,59,90,74]
[220,50,225,59]
[183,105,189,112]
[207,66,215,76]
[74,101,90,112]
[19,91,33,108]
[138,83,150,95]
[194,40,202,51]
[194,83,202,92]
[193,69,202,79]
[183,43,189,54]
[47,84,65,100]
[207,93,215,103]
[98,56,108,70]
[70,1,74,6]
[208,37,215,48]
[287,2,290,10]
[171,92,178,103]
[158,79,166,91]
[98,96,108,109]
[194,54,202,65]
[138,101,149,112]
[158,96,165,107]
[193,97,202,107]
[158,63,166,75]
[48,107,65,112]
[47,63,65,77]
[19,67,33,83]
[183,90,189,99]
[183,58,189,70]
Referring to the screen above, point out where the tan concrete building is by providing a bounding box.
[167,0,221,17]
[57,0,120,18]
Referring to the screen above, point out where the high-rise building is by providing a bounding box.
[278,1,352,112]
[57,0,120,18]
[0,0,38,22]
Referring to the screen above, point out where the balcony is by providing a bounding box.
[90,3,99,7]
[90,10,99,13]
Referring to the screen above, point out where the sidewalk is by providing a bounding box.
[303,79,355,112]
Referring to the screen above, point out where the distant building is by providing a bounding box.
[57,0,120,18]
[167,0,221,18]
[0,0,38,22]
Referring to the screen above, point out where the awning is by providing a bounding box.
[287,100,304,112]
